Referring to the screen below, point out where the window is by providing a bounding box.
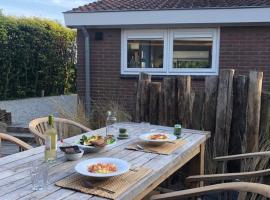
[127,40,163,69]
[173,40,212,69]
[121,28,220,75]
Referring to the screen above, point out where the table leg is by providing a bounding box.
[185,143,205,188]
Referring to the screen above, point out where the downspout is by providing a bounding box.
[82,27,91,117]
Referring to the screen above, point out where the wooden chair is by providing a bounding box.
[150,182,270,200]
[151,151,270,200]
[0,132,32,157]
[29,117,91,146]
[185,151,270,183]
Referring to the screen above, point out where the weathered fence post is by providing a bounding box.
[246,71,263,152]
[202,76,218,136]
[177,76,192,128]
[202,76,218,174]
[259,92,270,144]
[164,77,176,126]
[149,82,161,125]
[229,75,248,171]
[213,69,234,173]
[191,90,204,130]
[159,86,165,125]
[135,73,151,122]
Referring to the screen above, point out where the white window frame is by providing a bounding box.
[121,29,168,74]
[121,28,220,76]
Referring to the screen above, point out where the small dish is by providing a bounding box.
[64,149,84,161]
[117,135,129,140]
[139,132,177,146]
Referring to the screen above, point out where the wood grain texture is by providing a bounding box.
[163,77,176,126]
[149,82,161,125]
[246,71,263,152]
[177,76,192,128]
[259,91,270,144]
[229,75,248,171]
[0,123,209,200]
[213,69,234,172]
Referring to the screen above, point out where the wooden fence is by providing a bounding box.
[135,70,269,173]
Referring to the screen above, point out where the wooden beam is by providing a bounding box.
[177,76,192,128]
[149,82,161,125]
[246,71,263,152]
[164,77,176,126]
[213,69,234,172]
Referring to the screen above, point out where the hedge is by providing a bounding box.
[0,13,76,100]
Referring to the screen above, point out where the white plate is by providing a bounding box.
[139,132,177,145]
[75,158,130,179]
[75,133,116,153]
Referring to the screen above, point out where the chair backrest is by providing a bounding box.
[0,132,32,157]
[29,117,91,146]
[150,182,270,200]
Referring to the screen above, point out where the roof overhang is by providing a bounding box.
[64,7,270,27]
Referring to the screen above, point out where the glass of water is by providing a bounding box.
[140,122,151,134]
[30,161,48,191]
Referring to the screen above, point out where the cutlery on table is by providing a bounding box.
[84,181,115,194]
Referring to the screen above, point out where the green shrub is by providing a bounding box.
[0,13,76,100]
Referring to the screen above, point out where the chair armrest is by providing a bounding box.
[186,169,270,182]
[150,182,270,200]
[214,151,270,162]
[0,133,32,150]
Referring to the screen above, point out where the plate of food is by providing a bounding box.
[75,157,130,179]
[76,134,116,153]
[139,132,177,146]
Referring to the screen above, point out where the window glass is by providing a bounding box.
[127,40,163,68]
[173,40,212,69]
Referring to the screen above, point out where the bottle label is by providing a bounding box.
[45,136,51,150]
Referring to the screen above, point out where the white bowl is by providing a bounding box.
[139,132,177,146]
[75,157,130,179]
[64,149,84,161]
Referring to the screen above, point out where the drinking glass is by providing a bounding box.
[30,161,48,191]
[140,122,150,134]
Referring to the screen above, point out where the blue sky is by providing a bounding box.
[0,0,93,24]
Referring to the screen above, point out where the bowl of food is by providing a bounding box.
[139,132,177,146]
[76,134,116,153]
[75,157,130,179]
[60,145,84,161]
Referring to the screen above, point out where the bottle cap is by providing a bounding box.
[48,115,54,125]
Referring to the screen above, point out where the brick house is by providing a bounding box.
[64,0,270,115]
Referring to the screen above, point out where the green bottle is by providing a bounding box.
[45,115,58,163]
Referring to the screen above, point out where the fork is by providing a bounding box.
[84,180,115,194]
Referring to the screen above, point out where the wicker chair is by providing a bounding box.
[0,133,32,157]
[29,117,91,146]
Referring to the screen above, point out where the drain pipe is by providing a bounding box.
[82,27,91,117]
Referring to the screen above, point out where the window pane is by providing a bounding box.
[173,40,212,69]
[127,40,163,68]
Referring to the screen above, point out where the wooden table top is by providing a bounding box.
[0,123,210,200]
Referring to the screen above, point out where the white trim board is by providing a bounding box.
[64,7,270,27]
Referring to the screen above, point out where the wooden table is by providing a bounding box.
[0,123,210,200]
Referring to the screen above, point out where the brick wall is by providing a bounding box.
[220,26,270,90]
[76,26,270,115]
